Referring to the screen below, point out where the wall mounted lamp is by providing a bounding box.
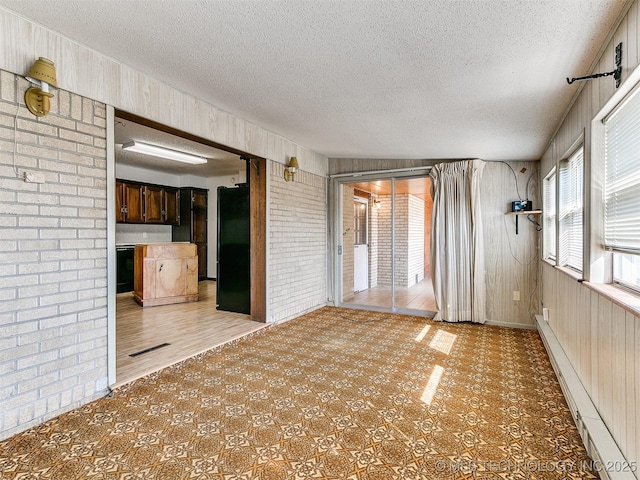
[122,141,207,165]
[373,199,381,209]
[284,156,299,182]
[24,57,57,117]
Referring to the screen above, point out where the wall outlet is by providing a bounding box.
[23,171,45,184]
[513,290,520,301]
[142,232,147,239]
[543,307,549,322]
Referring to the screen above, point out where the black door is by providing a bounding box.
[216,185,250,314]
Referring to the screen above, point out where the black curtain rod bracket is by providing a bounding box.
[566,42,622,88]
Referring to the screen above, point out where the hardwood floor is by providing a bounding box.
[346,275,437,312]
[115,280,266,387]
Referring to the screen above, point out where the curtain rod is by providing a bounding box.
[329,166,432,179]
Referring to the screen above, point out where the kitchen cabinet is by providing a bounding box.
[144,185,180,225]
[133,243,198,307]
[172,187,208,280]
[116,180,144,223]
[116,179,180,225]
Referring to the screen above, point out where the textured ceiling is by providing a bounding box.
[0,0,628,161]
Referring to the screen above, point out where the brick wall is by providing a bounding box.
[269,161,327,322]
[0,71,108,439]
[377,194,424,288]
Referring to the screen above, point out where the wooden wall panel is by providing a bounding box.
[540,0,640,467]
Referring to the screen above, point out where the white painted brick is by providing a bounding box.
[18,262,59,275]
[60,259,96,271]
[39,270,78,284]
[17,350,59,370]
[39,356,76,375]
[39,250,77,262]
[39,291,78,307]
[59,300,95,315]
[39,228,78,239]
[18,240,59,251]
[18,283,59,299]
[60,218,94,228]
[0,319,37,338]
[39,183,77,196]
[39,314,78,332]
[39,205,78,217]
[18,217,59,228]
[16,306,59,322]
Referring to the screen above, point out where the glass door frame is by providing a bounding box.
[330,167,433,316]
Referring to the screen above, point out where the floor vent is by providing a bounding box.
[129,343,171,357]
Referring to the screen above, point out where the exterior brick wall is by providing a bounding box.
[269,161,327,323]
[0,70,108,439]
[377,193,424,288]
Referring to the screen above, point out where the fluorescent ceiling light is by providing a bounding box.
[122,141,207,165]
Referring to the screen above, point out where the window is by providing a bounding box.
[603,85,640,291]
[543,169,556,261]
[558,147,583,272]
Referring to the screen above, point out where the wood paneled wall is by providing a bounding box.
[329,158,540,327]
[540,0,639,468]
[0,8,328,177]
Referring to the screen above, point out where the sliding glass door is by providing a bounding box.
[336,174,436,315]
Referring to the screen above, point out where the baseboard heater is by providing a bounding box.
[536,315,636,480]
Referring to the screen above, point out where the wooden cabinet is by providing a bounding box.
[133,243,198,307]
[116,180,144,223]
[173,188,208,280]
[143,185,180,225]
[116,179,180,225]
[144,184,164,223]
[163,187,180,225]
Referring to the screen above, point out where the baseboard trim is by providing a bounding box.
[485,319,536,330]
[536,315,636,480]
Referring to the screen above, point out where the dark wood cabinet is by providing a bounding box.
[116,180,144,223]
[144,184,164,223]
[116,180,180,225]
[173,187,208,280]
[163,187,180,225]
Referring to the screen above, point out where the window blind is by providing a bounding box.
[543,170,556,260]
[559,149,583,271]
[604,86,640,254]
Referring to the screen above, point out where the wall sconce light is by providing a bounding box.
[373,199,381,209]
[24,57,57,117]
[284,156,299,182]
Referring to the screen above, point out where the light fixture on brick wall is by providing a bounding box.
[284,157,299,182]
[24,57,57,117]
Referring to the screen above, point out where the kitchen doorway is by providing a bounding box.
[108,110,267,386]
[336,173,436,315]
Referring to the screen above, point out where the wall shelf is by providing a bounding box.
[505,210,542,234]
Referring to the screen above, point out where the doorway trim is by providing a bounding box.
[330,167,433,316]
[107,110,268,386]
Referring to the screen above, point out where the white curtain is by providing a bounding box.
[430,159,486,323]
